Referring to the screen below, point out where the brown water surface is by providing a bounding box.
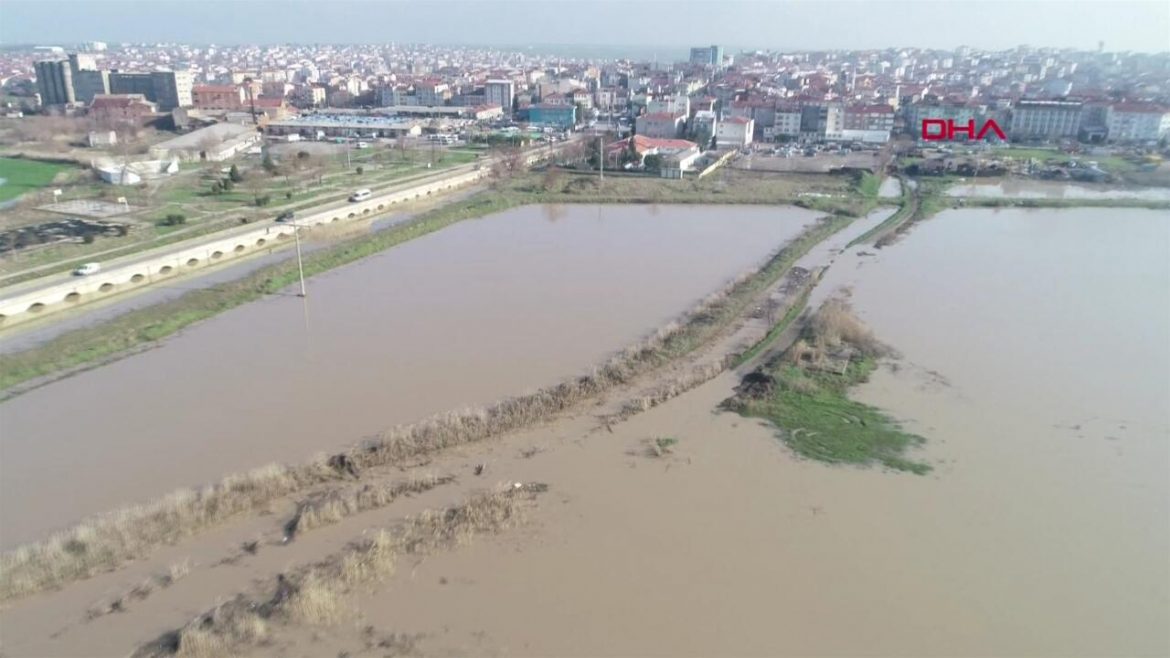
[0,204,817,547]
[326,206,1170,657]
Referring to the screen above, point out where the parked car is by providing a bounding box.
[275,211,295,223]
[348,189,372,202]
[73,262,101,276]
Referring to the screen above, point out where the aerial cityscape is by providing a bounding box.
[0,1,1167,656]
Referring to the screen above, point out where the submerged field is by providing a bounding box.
[0,202,820,547]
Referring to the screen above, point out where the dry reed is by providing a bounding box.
[131,487,536,658]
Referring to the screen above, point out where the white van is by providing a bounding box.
[348,189,372,202]
[74,262,101,276]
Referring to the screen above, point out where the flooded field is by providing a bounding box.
[0,203,818,547]
[946,179,1170,201]
[877,176,902,198]
[279,206,1169,657]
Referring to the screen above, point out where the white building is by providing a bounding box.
[715,116,754,148]
[769,108,802,139]
[646,94,689,117]
[485,79,515,113]
[636,112,686,139]
[93,157,179,185]
[1010,100,1082,140]
[1106,104,1170,142]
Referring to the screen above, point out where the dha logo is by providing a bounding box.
[921,119,1007,142]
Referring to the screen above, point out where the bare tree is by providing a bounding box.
[487,145,526,188]
[541,165,564,192]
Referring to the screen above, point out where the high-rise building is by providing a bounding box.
[689,47,713,67]
[109,72,155,99]
[151,70,194,111]
[485,79,515,113]
[689,45,724,69]
[35,59,75,106]
[710,45,724,69]
[69,53,109,104]
[109,70,193,111]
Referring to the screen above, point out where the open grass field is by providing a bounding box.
[0,157,70,202]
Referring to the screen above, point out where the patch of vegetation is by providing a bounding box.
[641,436,679,458]
[156,212,187,227]
[725,299,930,474]
[0,157,70,202]
[855,171,881,198]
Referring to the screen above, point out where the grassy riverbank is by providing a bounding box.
[725,298,930,475]
[0,193,511,394]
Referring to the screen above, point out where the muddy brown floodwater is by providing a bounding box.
[261,205,1167,657]
[0,203,818,547]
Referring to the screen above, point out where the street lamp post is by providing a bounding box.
[291,220,307,298]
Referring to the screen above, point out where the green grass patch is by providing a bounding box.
[856,171,881,198]
[0,157,70,202]
[733,359,929,474]
[655,437,678,449]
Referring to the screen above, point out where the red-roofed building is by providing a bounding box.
[88,93,158,123]
[193,84,245,110]
[251,96,296,120]
[636,111,686,139]
[606,135,702,177]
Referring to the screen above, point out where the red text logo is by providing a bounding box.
[921,119,1007,142]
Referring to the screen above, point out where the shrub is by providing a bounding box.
[158,213,187,227]
[355,166,364,175]
[254,195,271,207]
[228,164,243,182]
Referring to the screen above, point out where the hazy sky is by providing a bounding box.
[1,0,1167,54]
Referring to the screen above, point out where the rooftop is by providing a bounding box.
[152,122,257,150]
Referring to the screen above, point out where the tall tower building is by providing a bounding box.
[35,59,75,106]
